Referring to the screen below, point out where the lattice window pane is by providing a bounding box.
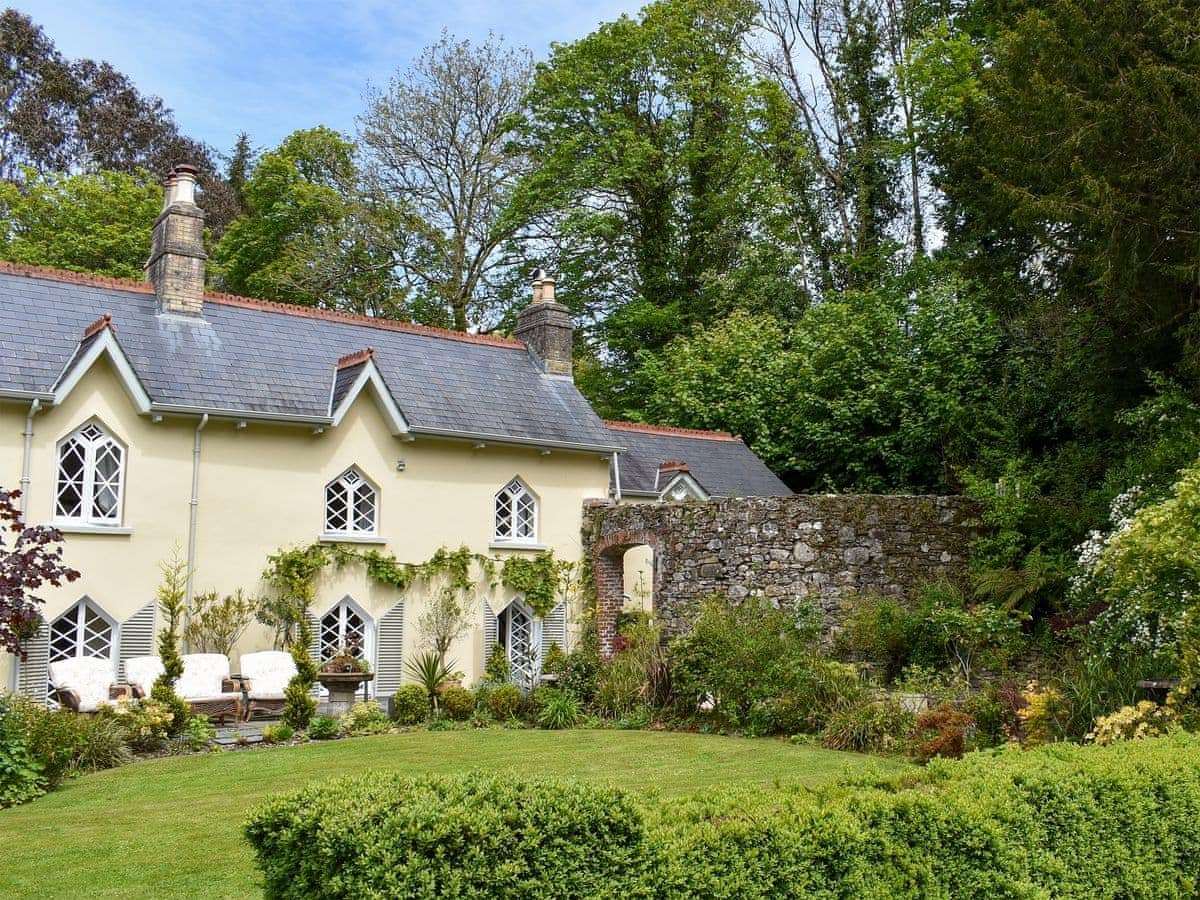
[515,492,536,538]
[353,484,376,533]
[81,605,112,657]
[495,491,513,538]
[55,439,86,518]
[342,609,366,657]
[321,603,368,660]
[49,602,113,663]
[91,442,122,520]
[326,482,349,532]
[320,612,342,661]
[507,606,535,685]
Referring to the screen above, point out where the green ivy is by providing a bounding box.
[499,553,566,618]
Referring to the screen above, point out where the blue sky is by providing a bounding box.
[14,1,645,156]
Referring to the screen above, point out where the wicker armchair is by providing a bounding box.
[48,657,130,712]
[238,651,298,721]
[178,654,243,725]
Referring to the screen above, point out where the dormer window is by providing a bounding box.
[55,422,126,525]
[324,467,378,537]
[494,478,538,544]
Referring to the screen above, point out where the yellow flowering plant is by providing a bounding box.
[1087,701,1176,746]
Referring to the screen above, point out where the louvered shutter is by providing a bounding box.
[118,601,157,682]
[306,612,321,697]
[17,623,50,703]
[482,600,498,665]
[540,602,567,662]
[374,601,405,697]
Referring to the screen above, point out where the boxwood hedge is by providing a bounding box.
[246,735,1200,898]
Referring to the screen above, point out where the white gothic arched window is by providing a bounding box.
[324,467,379,536]
[494,478,538,543]
[55,422,126,525]
[320,598,373,664]
[49,599,115,665]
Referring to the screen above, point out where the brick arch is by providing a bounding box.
[592,529,661,658]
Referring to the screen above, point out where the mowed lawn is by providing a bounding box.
[0,728,902,898]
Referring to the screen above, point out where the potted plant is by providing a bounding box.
[317,645,374,716]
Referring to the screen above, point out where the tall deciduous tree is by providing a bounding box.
[513,0,804,413]
[212,127,403,317]
[0,168,161,278]
[359,32,533,331]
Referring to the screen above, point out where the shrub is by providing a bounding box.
[391,685,430,726]
[542,641,568,676]
[261,723,295,745]
[820,697,914,753]
[483,643,511,684]
[1087,701,1176,745]
[244,771,656,898]
[440,685,476,721]
[596,616,668,719]
[911,703,975,762]
[0,695,45,807]
[184,589,259,656]
[339,701,392,736]
[646,735,1200,897]
[112,698,175,752]
[537,689,582,730]
[184,714,216,751]
[1017,680,1068,747]
[281,616,318,730]
[487,684,521,720]
[306,716,339,740]
[558,628,602,704]
[668,595,816,727]
[767,660,868,736]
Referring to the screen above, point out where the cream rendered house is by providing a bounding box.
[0,166,787,704]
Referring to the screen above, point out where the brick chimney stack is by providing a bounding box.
[146,163,206,316]
[514,268,573,376]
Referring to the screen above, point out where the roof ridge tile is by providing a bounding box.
[605,419,741,442]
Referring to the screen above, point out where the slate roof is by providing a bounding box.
[606,421,791,498]
[0,264,619,451]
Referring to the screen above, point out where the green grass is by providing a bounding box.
[0,728,903,899]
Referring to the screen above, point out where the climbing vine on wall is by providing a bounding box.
[261,542,568,622]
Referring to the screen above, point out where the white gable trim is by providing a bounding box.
[658,472,709,502]
[330,360,409,436]
[51,329,152,414]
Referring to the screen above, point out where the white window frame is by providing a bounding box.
[493,477,539,545]
[48,597,118,667]
[323,466,380,538]
[319,596,376,696]
[496,598,543,686]
[54,421,126,526]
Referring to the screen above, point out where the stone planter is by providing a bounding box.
[317,671,374,718]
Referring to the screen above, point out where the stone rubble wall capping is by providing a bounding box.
[583,494,982,657]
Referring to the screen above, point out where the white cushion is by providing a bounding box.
[124,655,165,698]
[178,653,230,699]
[240,651,297,696]
[49,656,113,712]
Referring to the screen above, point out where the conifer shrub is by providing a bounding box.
[281,616,318,731]
[152,551,191,735]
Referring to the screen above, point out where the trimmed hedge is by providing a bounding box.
[246,736,1200,898]
[244,771,655,898]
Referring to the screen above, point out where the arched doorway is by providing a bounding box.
[592,529,660,657]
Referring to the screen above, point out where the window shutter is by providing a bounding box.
[306,612,321,697]
[540,602,567,662]
[118,601,156,682]
[17,623,50,703]
[374,601,405,697]
[482,600,497,664]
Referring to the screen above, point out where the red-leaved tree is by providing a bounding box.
[0,487,79,658]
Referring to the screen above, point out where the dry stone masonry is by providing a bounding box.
[585,494,981,656]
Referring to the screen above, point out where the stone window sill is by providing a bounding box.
[52,522,134,535]
[489,541,548,552]
[319,533,388,545]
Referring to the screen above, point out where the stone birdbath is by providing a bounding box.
[318,669,374,718]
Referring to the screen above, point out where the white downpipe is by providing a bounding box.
[611,452,623,502]
[19,399,41,520]
[184,414,209,623]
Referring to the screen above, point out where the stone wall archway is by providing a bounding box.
[584,495,981,659]
[592,528,661,657]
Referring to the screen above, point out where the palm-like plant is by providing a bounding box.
[404,651,455,715]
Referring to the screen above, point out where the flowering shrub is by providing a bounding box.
[113,698,174,751]
[1087,701,1175,745]
[338,701,392,736]
[1017,681,1066,747]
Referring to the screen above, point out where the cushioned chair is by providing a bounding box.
[178,653,243,725]
[124,655,166,699]
[238,651,298,721]
[48,656,129,712]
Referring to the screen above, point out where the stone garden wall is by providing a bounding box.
[584,495,981,656]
